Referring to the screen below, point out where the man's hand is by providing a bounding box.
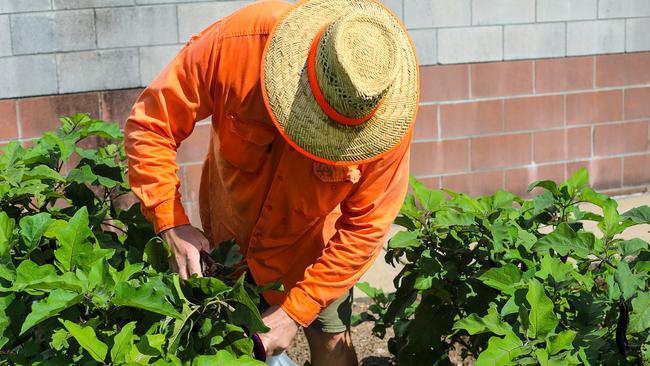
[160,224,210,279]
[259,305,299,356]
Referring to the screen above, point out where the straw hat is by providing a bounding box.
[261,0,419,165]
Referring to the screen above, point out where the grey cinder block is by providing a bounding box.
[139,44,183,85]
[10,10,96,54]
[57,49,140,93]
[177,1,252,41]
[0,55,57,98]
[537,0,597,22]
[505,23,565,60]
[96,5,178,48]
[472,0,535,25]
[438,26,502,64]
[567,19,625,56]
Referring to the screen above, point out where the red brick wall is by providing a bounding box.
[2,52,650,227]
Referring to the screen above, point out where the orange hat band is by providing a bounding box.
[307,25,382,126]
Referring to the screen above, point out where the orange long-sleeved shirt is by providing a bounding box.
[124,0,413,327]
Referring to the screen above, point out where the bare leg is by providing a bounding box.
[303,326,359,366]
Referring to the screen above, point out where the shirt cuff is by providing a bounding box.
[147,198,191,234]
[280,287,322,328]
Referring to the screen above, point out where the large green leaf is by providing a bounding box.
[388,230,420,249]
[617,238,649,256]
[0,212,16,258]
[19,213,54,251]
[60,319,108,362]
[475,330,526,366]
[228,275,268,334]
[11,260,83,293]
[0,293,15,348]
[453,306,511,336]
[628,291,650,333]
[527,180,559,195]
[110,321,137,364]
[113,278,181,319]
[535,255,574,283]
[526,278,558,339]
[614,260,645,301]
[621,205,650,224]
[23,165,64,182]
[546,330,577,355]
[54,207,93,271]
[410,176,445,212]
[20,289,82,335]
[478,264,522,295]
[532,223,591,258]
[564,168,589,196]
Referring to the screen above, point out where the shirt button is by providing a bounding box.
[266,204,273,211]
[277,175,284,181]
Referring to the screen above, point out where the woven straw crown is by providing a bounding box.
[262,0,419,165]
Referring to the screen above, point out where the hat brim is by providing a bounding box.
[261,0,420,166]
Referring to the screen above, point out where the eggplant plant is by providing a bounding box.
[356,170,650,365]
[0,114,267,365]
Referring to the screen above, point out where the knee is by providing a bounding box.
[322,331,354,352]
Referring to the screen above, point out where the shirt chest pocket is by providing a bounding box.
[218,113,277,173]
[295,162,362,218]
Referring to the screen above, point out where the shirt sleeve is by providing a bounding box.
[124,23,221,234]
[280,132,413,327]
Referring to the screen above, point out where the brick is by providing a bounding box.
[0,55,57,99]
[410,139,469,176]
[440,100,503,137]
[535,56,593,93]
[0,15,10,57]
[409,29,437,66]
[404,0,470,28]
[625,87,650,120]
[567,158,622,190]
[594,121,649,156]
[139,44,183,85]
[599,0,650,18]
[177,124,212,164]
[97,6,177,48]
[567,90,623,125]
[505,164,566,196]
[596,52,650,87]
[442,170,504,196]
[19,93,100,139]
[53,0,133,9]
[537,0,597,21]
[438,27,502,64]
[534,127,591,163]
[413,104,438,141]
[57,49,140,94]
[419,65,469,102]
[100,88,143,128]
[471,60,533,98]
[567,20,625,56]
[178,1,252,41]
[505,95,564,131]
[627,18,650,52]
[623,154,650,186]
[10,10,95,55]
[472,0,535,25]
[504,23,565,60]
[471,133,532,169]
[0,100,18,140]
[0,0,50,13]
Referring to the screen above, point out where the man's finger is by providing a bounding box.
[188,252,203,278]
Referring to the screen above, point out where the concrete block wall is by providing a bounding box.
[1,0,650,227]
[1,0,649,99]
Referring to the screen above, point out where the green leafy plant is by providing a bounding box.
[0,114,267,365]
[357,170,650,365]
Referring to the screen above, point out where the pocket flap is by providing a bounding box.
[227,114,276,146]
